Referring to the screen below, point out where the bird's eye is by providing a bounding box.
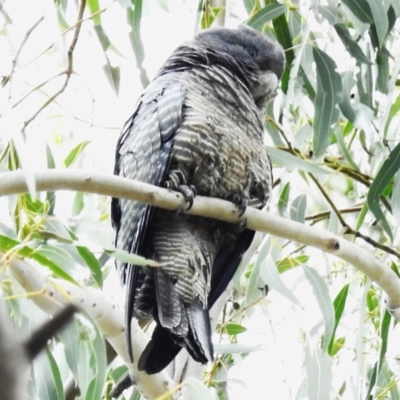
[247,48,256,57]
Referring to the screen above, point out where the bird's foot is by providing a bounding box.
[110,373,133,398]
[176,185,197,211]
[233,194,248,217]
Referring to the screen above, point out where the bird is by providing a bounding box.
[111,24,285,375]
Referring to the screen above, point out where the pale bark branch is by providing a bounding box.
[6,257,174,400]
[1,169,400,314]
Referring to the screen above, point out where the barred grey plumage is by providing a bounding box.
[111,25,284,374]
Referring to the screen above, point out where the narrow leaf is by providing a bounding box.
[305,348,332,400]
[0,235,78,284]
[214,343,264,354]
[267,146,328,174]
[303,266,335,350]
[76,245,103,287]
[106,248,160,267]
[64,141,90,168]
[328,284,349,355]
[276,255,309,273]
[312,47,342,157]
[334,24,372,64]
[87,0,101,25]
[384,94,400,137]
[367,142,400,241]
[261,255,302,306]
[341,0,373,23]
[225,323,247,335]
[247,4,286,30]
[290,194,307,223]
[366,0,388,48]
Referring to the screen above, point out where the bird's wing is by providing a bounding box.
[111,75,186,360]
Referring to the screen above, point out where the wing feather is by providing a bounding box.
[111,75,186,360]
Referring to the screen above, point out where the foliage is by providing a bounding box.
[0,0,400,399]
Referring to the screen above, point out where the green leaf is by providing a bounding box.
[214,343,264,354]
[59,321,80,380]
[328,284,349,356]
[391,0,400,17]
[127,0,149,88]
[72,191,84,216]
[273,12,294,93]
[333,24,372,64]
[36,244,77,273]
[312,47,342,157]
[106,248,160,267]
[154,0,169,12]
[260,255,302,306]
[46,349,65,400]
[33,352,60,400]
[384,94,400,137]
[45,143,56,214]
[366,0,388,48]
[367,142,400,241]
[276,255,309,273]
[76,245,103,287]
[184,378,216,400]
[84,313,107,400]
[247,4,286,30]
[303,266,335,351]
[290,194,307,223]
[64,141,90,168]
[87,0,101,25]
[304,347,332,400]
[334,125,360,172]
[0,235,78,284]
[365,311,391,399]
[245,237,271,306]
[225,323,247,335]
[277,182,290,217]
[330,337,345,357]
[243,0,256,14]
[392,171,400,225]
[341,0,373,24]
[376,49,389,94]
[316,5,339,24]
[266,146,328,174]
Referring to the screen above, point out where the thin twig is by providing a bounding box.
[305,206,363,222]
[17,1,114,72]
[22,0,86,130]
[2,16,44,91]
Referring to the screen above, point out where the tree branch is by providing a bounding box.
[1,169,400,314]
[5,256,174,400]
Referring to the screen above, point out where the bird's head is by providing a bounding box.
[195,25,285,109]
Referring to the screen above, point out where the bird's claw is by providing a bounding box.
[110,373,133,398]
[176,185,197,212]
[237,218,248,232]
[233,194,248,217]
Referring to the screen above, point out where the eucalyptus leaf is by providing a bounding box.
[261,255,302,306]
[247,4,286,30]
[303,266,335,350]
[366,0,388,48]
[341,0,373,23]
[266,146,328,174]
[367,142,400,241]
[64,141,90,168]
[334,24,372,64]
[312,47,342,157]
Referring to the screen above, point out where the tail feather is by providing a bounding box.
[185,298,213,362]
[138,298,213,374]
[137,325,181,374]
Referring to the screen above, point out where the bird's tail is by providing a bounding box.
[138,298,213,374]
